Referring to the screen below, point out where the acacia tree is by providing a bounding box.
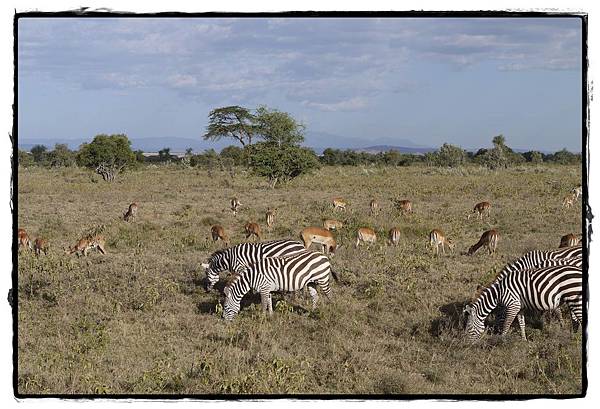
[204,106,256,147]
[77,134,136,181]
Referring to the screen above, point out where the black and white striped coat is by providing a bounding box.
[202,240,306,291]
[496,245,582,281]
[464,264,582,341]
[223,250,337,320]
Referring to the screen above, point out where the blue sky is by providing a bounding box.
[17,16,583,152]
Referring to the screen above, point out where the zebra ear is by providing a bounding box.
[463,305,472,315]
[201,262,210,269]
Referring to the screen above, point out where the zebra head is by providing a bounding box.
[222,272,249,321]
[463,304,485,342]
[203,249,232,291]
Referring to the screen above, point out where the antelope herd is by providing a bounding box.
[18,180,583,342]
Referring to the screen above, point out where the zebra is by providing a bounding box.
[223,250,338,320]
[496,245,582,281]
[464,264,582,342]
[201,239,306,291]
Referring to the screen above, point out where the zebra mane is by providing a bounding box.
[209,247,230,260]
[472,284,486,302]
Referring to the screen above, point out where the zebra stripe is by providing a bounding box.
[464,264,582,341]
[223,250,337,320]
[497,245,582,281]
[203,239,306,290]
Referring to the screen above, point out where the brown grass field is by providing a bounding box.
[16,164,583,395]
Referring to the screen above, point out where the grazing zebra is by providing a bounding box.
[559,233,581,248]
[467,229,499,256]
[429,229,454,256]
[201,239,306,291]
[497,245,582,281]
[468,201,491,220]
[464,264,582,341]
[223,250,338,320]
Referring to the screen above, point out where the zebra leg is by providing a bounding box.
[307,285,319,309]
[517,313,527,340]
[260,291,273,316]
[500,301,521,337]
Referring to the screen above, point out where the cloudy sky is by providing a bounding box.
[17,16,583,151]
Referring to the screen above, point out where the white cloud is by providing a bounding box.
[301,97,369,112]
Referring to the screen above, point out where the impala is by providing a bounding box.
[356,227,377,248]
[244,222,262,242]
[300,227,337,255]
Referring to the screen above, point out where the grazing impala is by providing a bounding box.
[429,229,454,255]
[65,235,107,257]
[468,201,491,220]
[33,237,49,256]
[559,233,581,248]
[356,227,377,248]
[388,227,401,246]
[370,199,379,215]
[332,198,348,212]
[467,229,499,256]
[244,222,262,242]
[265,208,277,230]
[394,199,413,215]
[123,202,139,222]
[18,228,32,251]
[300,227,337,255]
[323,219,343,231]
[231,197,241,216]
[211,225,230,247]
[572,184,583,200]
[562,193,576,208]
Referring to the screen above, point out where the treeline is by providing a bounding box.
[19,135,581,172]
[322,136,581,168]
[18,107,579,188]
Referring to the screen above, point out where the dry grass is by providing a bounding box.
[17,164,583,395]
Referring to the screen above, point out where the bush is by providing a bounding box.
[77,134,136,181]
[245,142,320,188]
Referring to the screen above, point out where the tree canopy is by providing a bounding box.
[204,106,256,146]
[253,105,305,146]
[77,134,136,181]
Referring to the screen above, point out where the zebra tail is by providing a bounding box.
[331,269,340,282]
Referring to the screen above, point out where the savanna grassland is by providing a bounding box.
[17,164,583,395]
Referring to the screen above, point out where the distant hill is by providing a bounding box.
[18,135,567,155]
[352,145,436,154]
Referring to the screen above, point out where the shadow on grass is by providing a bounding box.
[429,299,470,337]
